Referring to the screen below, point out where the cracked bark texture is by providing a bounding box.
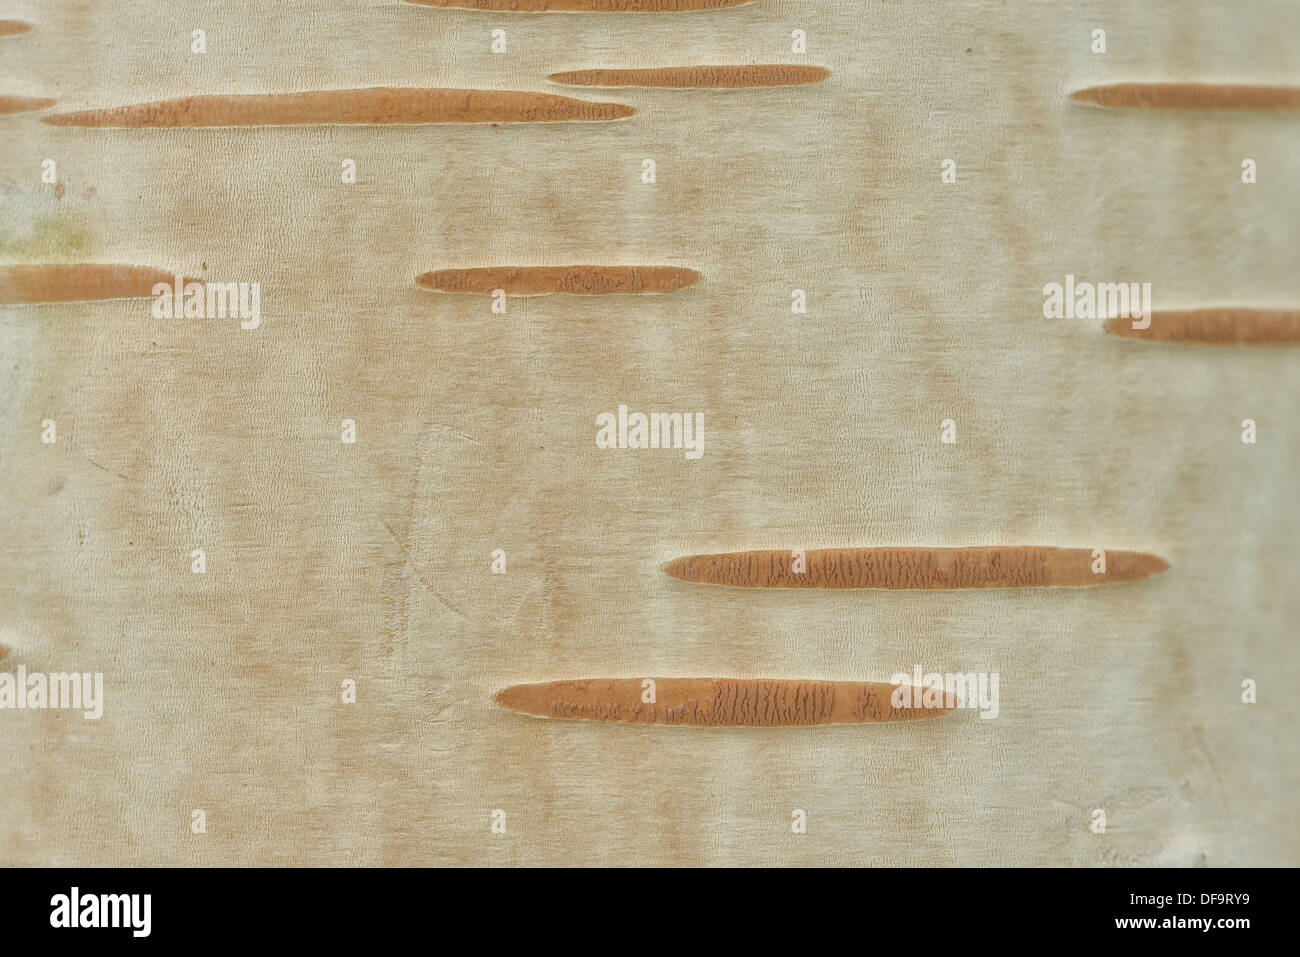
[416,265,700,296]
[43,89,635,128]
[1071,83,1300,110]
[664,547,1169,589]
[497,678,954,725]
[0,265,183,304]
[1104,310,1300,345]
[548,66,830,88]
[0,95,55,115]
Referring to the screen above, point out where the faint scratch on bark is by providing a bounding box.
[83,453,134,483]
[382,519,465,621]
[427,423,479,445]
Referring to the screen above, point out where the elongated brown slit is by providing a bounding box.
[548,65,830,88]
[403,0,754,11]
[0,265,185,305]
[41,88,634,127]
[1104,310,1300,345]
[495,678,956,726]
[0,95,56,116]
[0,21,33,37]
[1070,83,1300,111]
[663,547,1169,589]
[416,266,701,296]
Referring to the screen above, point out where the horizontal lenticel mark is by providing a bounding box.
[494,678,956,726]
[662,547,1169,589]
[415,266,701,296]
[1070,83,1300,111]
[547,65,830,88]
[0,264,187,305]
[40,88,634,127]
[0,95,56,115]
[403,0,754,10]
[0,20,33,37]
[1104,310,1300,345]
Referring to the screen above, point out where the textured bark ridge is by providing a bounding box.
[42,88,634,127]
[1071,83,1300,110]
[663,547,1169,589]
[549,65,830,88]
[0,95,56,115]
[0,265,184,305]
[403,0,754,10]
[0,20,33,37]
[495,678,956,726]
[1105,310,1300,345]
[416,265,701,296]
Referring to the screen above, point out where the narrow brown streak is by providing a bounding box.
[416,266,701,296]
[0,95,56,116]
[663,547,1169,589]
[1070,84,1300,111]
[495,678,956,726]
[0,265,184,305]
[0,20,33,37]
[403,0,754,11]
[1104,310,1300,345]
[41,88,634,127]
[548,65,830,88]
